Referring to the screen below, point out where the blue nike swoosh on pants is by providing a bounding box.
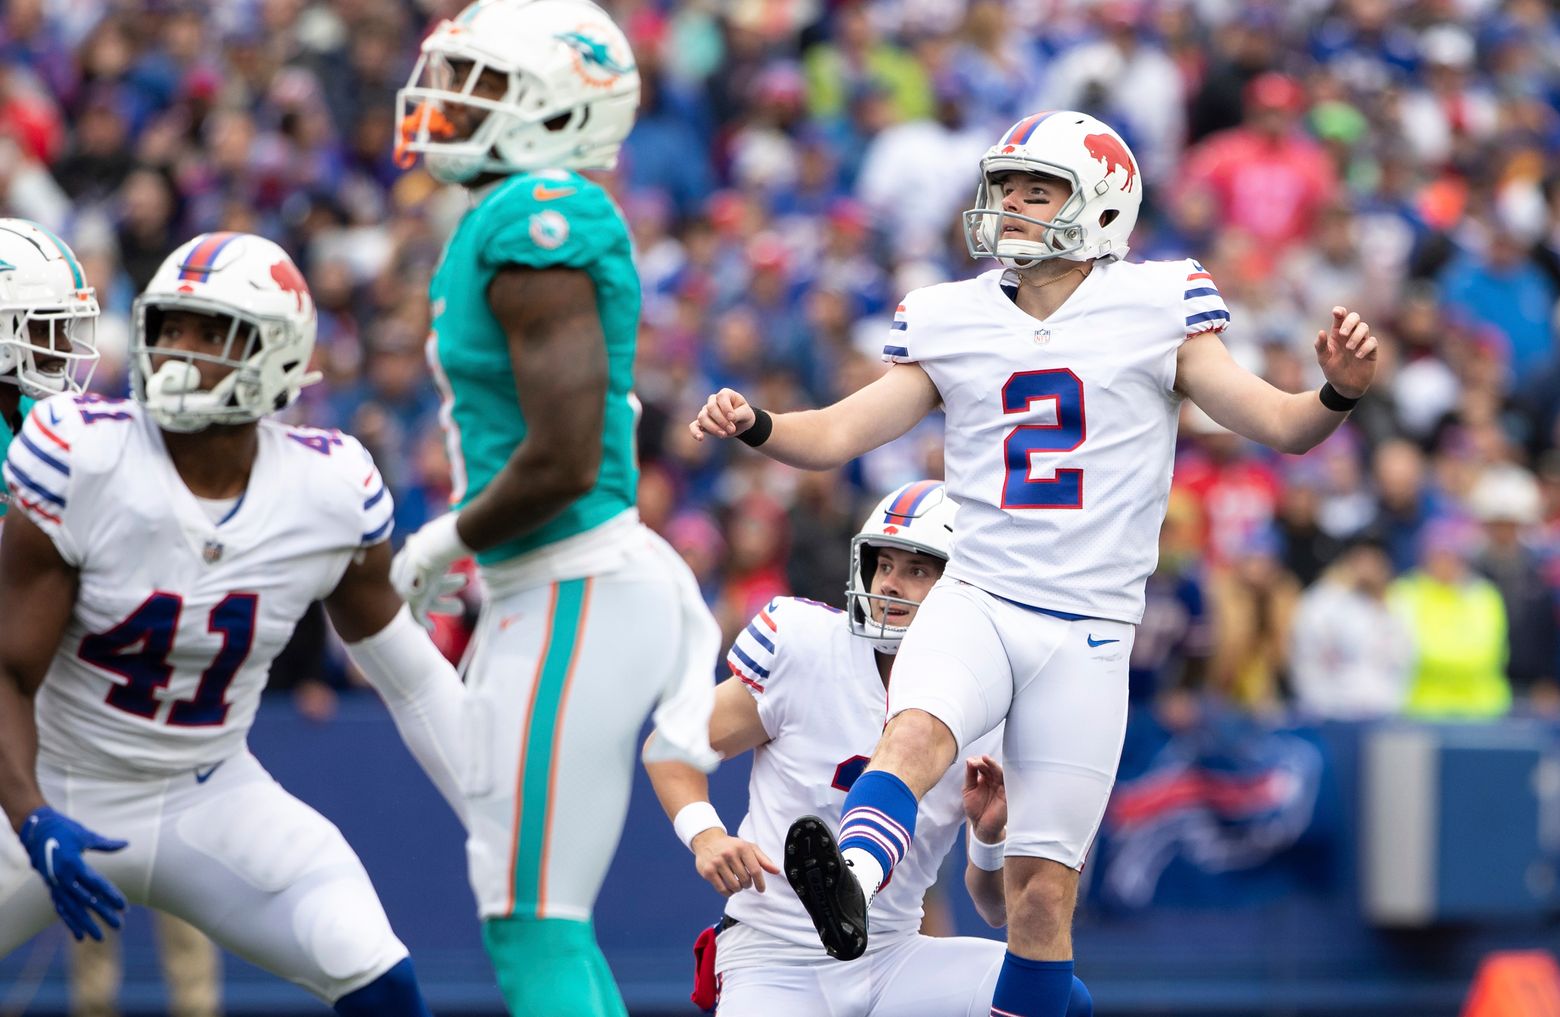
[1086,636,1119,647]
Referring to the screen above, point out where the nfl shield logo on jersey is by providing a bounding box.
[202,539,224,564]
[1034,327,1051,346]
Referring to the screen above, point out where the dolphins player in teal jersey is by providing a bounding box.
[391,2,720,1014]
[0,218,99,520]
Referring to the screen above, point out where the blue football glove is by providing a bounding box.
[18,806,128,941]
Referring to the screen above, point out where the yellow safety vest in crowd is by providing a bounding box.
[1388,574,1510,718]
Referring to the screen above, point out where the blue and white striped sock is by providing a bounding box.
[836,770,918,900]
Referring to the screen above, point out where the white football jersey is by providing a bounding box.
[2,394,395,776]
[721,596,1002,959]
[883,259,1231,623]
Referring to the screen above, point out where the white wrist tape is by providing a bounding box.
[674,801,725,851]
[968,830,1005,871]
[422,511,473,564]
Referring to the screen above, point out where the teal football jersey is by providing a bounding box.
[428,170,640,566]
[0,395,36,518]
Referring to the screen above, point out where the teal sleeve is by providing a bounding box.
[0,396,32,517]
[0,399,25,520]
[0,421,10,517]
[477,185,628,273]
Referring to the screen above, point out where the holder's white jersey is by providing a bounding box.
[721,596,1001,960]
[882,260,1231,624]
[2,394,395,777]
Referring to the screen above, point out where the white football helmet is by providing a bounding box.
[847,481,956,654]
[131,232,320,433]
[395,0,640,184]
[963,111,1142,267]
[0,218,100,398]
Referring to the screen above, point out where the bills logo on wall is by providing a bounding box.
[1090,716,1328,910]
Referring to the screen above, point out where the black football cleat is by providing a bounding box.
[784,815,868,961]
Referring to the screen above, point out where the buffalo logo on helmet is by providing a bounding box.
[269,260,309,312]
[1083,133,1137,192]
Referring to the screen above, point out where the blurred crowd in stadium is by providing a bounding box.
[2,0,1558,723]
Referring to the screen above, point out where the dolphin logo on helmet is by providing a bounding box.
[555,29,635,81]
[394,0,641,184]
[0,219,100,399]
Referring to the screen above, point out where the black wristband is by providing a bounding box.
[1318,382,1360,413]
[736,407,774,448]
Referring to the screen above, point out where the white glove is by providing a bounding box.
[390,512,472,627]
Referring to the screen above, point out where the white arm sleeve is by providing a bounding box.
[345,605,468,825]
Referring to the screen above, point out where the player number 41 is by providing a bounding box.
[80,592,258,728]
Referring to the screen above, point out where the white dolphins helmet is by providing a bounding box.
[963,111,1142,268]
[131,232,320,433]
[395,0,640,183]
[847,480,956,654]
[0,218,100,398]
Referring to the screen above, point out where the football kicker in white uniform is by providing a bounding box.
[645,482,1090,1017]
[691,110,1379,1017]
[0,232,465,1017]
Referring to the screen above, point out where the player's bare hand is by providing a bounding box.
[688,388,756,443]
[962,754,1007,844]
[691,830,780,896]
[1314,305,1377,400]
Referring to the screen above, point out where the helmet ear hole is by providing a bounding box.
[543,110,571,131]
[1099,209,1119,228]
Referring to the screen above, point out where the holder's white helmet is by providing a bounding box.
[395,0,640,184]
[131,232,320,433]
[963,111,1142,268]
[847,481,956,654]
[0,218,99,398]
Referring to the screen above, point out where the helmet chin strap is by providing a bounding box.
[426,149,487,185]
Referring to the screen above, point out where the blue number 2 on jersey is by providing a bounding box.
[80,592,259,728]
[1001,369,1086,510]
